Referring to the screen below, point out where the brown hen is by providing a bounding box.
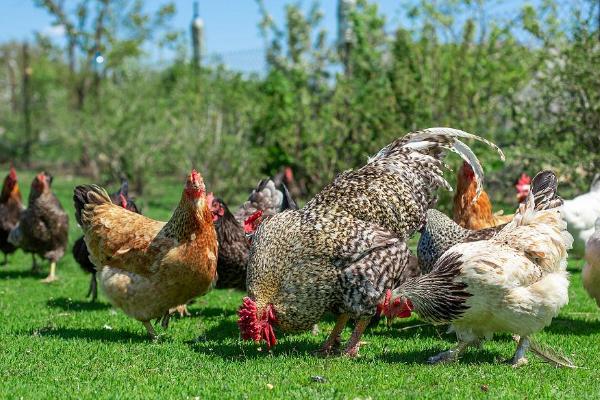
[453,161,513,230]
[73,170,217,338]
[8,172,68,282]
[0,166,24,266]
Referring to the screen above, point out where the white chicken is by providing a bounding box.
[386,170,573,367]
[561,175,600,251]
[582,218,600,306]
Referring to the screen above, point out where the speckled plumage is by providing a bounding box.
[418,209,504,274]
[244,128,503,352]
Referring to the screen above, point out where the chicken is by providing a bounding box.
[417,209,505,274]
[561,175,600,252]
[387,170,572,367]
[8,172,69,282]
[73,170,217,338]
[238,128,503,356]
[209,179,297,290]
[582,218,600,306]
[72,178,140,301]
[0,166,24,266]
[453,161,513,230]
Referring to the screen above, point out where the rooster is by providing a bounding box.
[72,178,140,301]
[453,161,513,230]
[387,170,572,367]
[583,218,600,306]
[0,166,24,266]
[73,170,217,338]
[209,179,297,290]
[8,172,69,282]
[238,128,503,356]
[417,209,504,274]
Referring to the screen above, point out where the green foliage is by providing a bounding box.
[0,0,598,203]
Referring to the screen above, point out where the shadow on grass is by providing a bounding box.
[545,316,600,336]
[33,326,149,343]
[47,297,111,312]
[0,269,44,280]
[194,306,238,318]
[381,345,502,365]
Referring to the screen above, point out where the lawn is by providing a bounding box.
[1,171,599,399]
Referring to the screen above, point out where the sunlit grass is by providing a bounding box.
[0,171,598,399]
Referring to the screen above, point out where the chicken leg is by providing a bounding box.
[316,314,349,356]
[40,262,58,283]
[86,273,98,302]
[510,336,529,368]
[428,341,470,364]
[143,321,157,340]
[342,318,370,357]
[31,254,40,274]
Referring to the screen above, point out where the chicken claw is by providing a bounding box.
[509,336,530,368]
[315,314,348,356]
[170,304,191,318]
[342,318,370,358]
[40,262,58,283]
[428,341,469,364]
[143,321,158,340]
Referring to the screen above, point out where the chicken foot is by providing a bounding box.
[143,321,157,340]
[40,262,58,283]
[86,274,98,302]
[428,341,470,364]
[509,336,529,368]
[316,314,349,356]
[342,318,370,357]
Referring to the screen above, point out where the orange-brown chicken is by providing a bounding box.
[453,161,513,230]
[73,170,217,338]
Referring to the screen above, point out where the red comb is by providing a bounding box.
[238,297,277,349]
[8,165,16,181]
[244,210,264,234]
[119,193,127,209]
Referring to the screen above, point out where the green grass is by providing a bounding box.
[1,171,599,399]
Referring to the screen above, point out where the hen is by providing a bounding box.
[582,218,600,306]
[453,161,513,230]
[561,175,600,252]
[73,170,217,338]
[72,179,140,301]
[238,128,503,356]
[388,170,572,367]
[417,209,504,274]
[209,179,297,290]
[0,166,24,266]
[8,172,69,282]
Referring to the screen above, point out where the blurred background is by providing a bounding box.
[0,0,598,207]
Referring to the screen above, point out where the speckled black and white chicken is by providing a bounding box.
[388,170,572,367]
[237,128,503,356]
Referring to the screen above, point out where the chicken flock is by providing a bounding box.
[1,127,599,368]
